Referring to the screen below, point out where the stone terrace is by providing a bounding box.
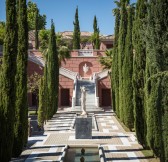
[12,108,152,162]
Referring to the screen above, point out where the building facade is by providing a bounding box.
[27,31,114,109]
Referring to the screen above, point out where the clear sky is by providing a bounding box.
[0,0,137,35]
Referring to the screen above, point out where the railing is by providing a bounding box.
[96,70,109,80]
[92,70,109,107]
[59,67,78,80]
[28,53,45,67]
[78,49,93,56]
[72,77,78,108]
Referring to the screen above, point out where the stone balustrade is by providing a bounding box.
[59,67,78,80]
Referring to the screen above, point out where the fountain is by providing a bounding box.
[64,146,100,162]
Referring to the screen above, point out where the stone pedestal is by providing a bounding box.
[75,117,92,139]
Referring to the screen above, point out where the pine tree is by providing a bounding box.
[93,16,100,49]
[118,0,128,121]
[0,0,17,161]
[35,9,39,49]
[112,2,120,115]
[145,0,168,160]
[73,7,80,49]
[12,0,28,157]
[47,20,58,117]
[132,0,147,147]
[122,5,134,129]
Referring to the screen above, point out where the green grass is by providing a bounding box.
[142,149,153,157]
[142,150,160,162]
[115,115,131,132]
[28,110,37,115]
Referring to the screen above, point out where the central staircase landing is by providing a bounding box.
[71,105,103,112]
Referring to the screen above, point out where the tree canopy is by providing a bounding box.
[73,7,80,49]
[27,1,46,30]
[0,21,5,45]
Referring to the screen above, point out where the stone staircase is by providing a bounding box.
[73,80,103,111]
[76,80,95,106]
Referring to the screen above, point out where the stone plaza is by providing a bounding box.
[15,107,151,162]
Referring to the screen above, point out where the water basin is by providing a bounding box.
[64,147,100,162]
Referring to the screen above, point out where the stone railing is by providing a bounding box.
[28,53,45,67]
[96,70,109,80]
[78,49,93,56]
[59,67,78,80]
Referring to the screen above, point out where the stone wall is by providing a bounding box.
[59,75,74,107]
[98,76,111,106]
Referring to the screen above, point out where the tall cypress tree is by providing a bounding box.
[35,9,39,49]
[47,20,58,117]
[118,0,128,121]
[0,0,17,161]
[43,54,49,120]
[112,2,120,115]
[73,7,80,49]
[132,0,147,147]
[145,0,168,160]
[122,5,134,129]
[38,77,45,128]
[12,0,28,157]
[93,16,100,49]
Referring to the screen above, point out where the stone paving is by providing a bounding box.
[14,107,151,162]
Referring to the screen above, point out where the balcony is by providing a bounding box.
[71,49,106,57]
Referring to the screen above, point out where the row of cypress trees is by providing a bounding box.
[112,0,168,161]
[0,0,28,161]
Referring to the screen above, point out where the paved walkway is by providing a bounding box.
[13,107,151,162]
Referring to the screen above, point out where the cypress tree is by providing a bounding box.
[12,0,28,157]
[38,77,45,128]
[112,2,120,115]
[93,16,100,49]
[118,0,128,121]
[0,0,17,161]
[47,20,58,117]
[43,61,49,120]
[73,7,80,49]
[132,0,147,147]
[35,9,39,49]
[122,5,134,129]
[146,72,168,160]
[145,0,168,160]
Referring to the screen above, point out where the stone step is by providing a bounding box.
[71,106,104,112]
[76,79,96,105]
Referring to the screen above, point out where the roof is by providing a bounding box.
[28,30,114,41]
[100,35,115,41]
[60,31,93,37]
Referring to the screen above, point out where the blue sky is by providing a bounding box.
[0,0,137,35]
